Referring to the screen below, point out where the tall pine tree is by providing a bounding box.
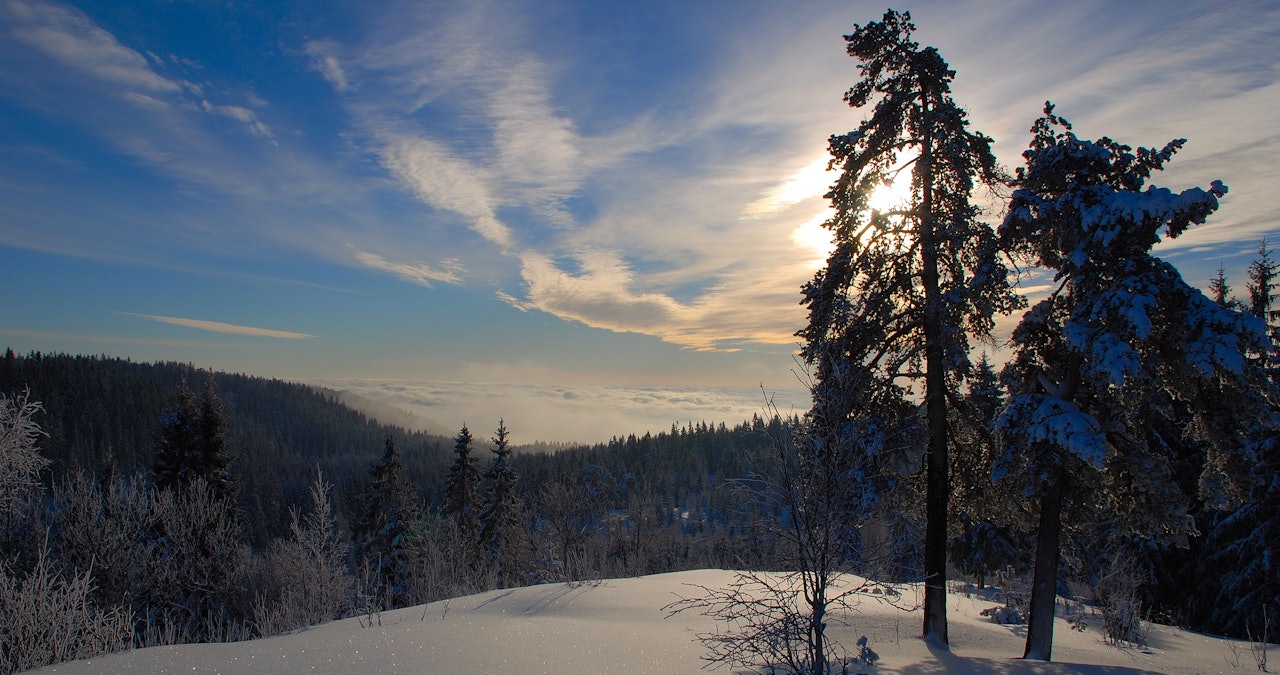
[152,378,200,492]
[797,9,1020,646]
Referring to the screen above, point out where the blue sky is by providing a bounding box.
[1,0,1277,440]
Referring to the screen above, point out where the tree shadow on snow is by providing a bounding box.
[889,642,1167,674]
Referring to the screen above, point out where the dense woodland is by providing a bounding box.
[3,9,1278,675]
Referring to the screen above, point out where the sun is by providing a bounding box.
[866,163,914,215]
[783,153,916,262]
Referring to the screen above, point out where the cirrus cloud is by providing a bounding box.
[122,313,315,340]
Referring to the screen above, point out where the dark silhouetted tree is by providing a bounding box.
[478,420,527,586]
[797,8,1020,646]
[153,378,233,499]
[152,379,200,492]
[443,424,481,537]
[1247,238,1278,322]
[353,435,420,607]
[1209,264,1236,310]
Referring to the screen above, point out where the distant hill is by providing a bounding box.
[0,348,786,547]
[0,348,453,542]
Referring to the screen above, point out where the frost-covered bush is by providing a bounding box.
[145,478,253,644]
[0,390,49,556]
[1096,557,1148,648]
[47,472,156,612]
[0,545,132,674]
[253,472,353,636]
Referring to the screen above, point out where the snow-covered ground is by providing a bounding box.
[33,569,1275,674]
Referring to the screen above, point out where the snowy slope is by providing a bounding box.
[33,569,1275,674]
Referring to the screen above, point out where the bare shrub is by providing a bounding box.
[47,473,156,612]
[666,395,911,674]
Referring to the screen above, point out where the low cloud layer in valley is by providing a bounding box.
[311,378,812,444]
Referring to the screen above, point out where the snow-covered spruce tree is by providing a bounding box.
[797,9,1021,646]
[1247,238,1278,323]
[477,419,528,587]
[153,377,234,500]
[1198,239,1280,642]
[948,355,1026,590]
[353,435,420,609]
[996,104,1275,661]
[443,424,481,538]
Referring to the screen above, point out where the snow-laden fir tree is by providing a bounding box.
[996,104,1277,661]
[1247,238,1278,324]
[443,424,481,538]
[353,435,420,608]
[478,419,527,587]
[153,377,233,500]
[797,9,1021,646]
[1200,240,1280,643]
[948,354,1025,590]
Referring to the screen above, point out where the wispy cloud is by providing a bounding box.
[742,156,836,218]
[0,0,334,209]
[122,313,316,339]
[353,250,464,287]
[304,39,348,92]
[317,1,831,353]
[2,0,181,95]
[199,100,273,139]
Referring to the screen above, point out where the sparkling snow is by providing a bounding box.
[31,569,1276,674]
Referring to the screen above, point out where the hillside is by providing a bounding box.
[0,349,453,541]
[32,569,1275,674]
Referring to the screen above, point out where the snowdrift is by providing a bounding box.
[34,569,1274,674]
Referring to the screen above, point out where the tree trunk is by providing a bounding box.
[1023,466,1067,661]
[919,92,950,649]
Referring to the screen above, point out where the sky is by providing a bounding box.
[2,0,1278,442]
